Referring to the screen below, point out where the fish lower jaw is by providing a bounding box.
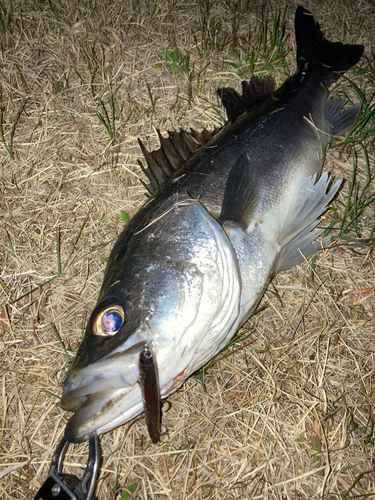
[64,385,143,443]
[94,403,144,437]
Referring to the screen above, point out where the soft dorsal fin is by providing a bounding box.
[220,153,260,229]
[138,127,220,195]
[217,76,275,122]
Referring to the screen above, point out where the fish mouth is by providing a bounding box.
[61,333,149,443]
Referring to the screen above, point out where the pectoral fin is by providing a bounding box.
[219,153,260,229]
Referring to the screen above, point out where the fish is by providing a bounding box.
[61,6,363,443]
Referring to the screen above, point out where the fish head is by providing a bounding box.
[61,198,241,443]
[62,258,201,442]
[61,290,146,443]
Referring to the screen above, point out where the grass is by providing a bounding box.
[94,82,123,142]
[159,48,198,103]
[223,9,288,77]
[327,73,375,253]
[0,1,374,499]
[0,98,28,159]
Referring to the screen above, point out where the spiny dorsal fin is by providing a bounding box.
[218,75,275,122]
[138,126,220,194]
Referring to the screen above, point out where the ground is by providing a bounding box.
[0,0,374,499]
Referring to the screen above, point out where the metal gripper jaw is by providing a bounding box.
[34,435,99,500]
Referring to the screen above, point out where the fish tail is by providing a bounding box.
[295,7,363,84]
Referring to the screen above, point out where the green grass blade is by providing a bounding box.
[50,322,72,364]
[62,214,89,272]
[56,227,61,276]
[9,275,59,306]
[118,482,138,500]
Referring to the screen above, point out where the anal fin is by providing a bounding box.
[276,172,341,273]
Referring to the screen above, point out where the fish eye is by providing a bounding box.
[94,305,124,336]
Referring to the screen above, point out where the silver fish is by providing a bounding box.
[61,7,363,443]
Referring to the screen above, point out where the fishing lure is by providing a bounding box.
[138,348,161,443]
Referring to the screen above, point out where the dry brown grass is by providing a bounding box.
[0,0,374,498]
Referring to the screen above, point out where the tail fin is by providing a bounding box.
[295,7,363,83]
